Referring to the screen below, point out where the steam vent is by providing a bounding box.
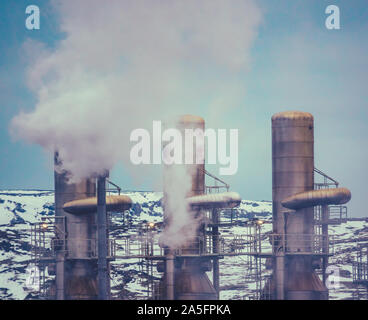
[53,153,132,300]
[161,115,216,300]
[54,152,98,300]
[159,114,242,300]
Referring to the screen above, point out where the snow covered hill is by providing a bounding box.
[0,190,367,300]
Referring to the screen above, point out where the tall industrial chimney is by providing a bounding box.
[162,115,217,300]
[271,111,327,300]
[54,152,98,300]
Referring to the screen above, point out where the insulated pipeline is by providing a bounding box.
[63,195,132,214]
[281,187,351,210]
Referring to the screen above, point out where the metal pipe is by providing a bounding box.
[187,192,241,210]
[275,252,285,300]
[63,195,132,214]
[322,205,329,288]
[166,254,175,300]
[55,252,65,300]
[282,188,351,210]
[212,209,220,299]
[275,214,287,301]
[97,175,108,300]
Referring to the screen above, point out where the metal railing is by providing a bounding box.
[113,233,272,259]
[31,217,116,260]
[31,217,66,261]
[150,281,163,300]
[313,168,348,225]
[352,245,368,284]
[314,205,348,225]
[329,205,348,222]
[204,169,230,194]
[314,167,339,188]
[112,232,334,259]
[269,233,334,255]
[353,261,368,283]
[32,236,116,261]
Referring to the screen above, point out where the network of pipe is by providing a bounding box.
[52,111,351,300]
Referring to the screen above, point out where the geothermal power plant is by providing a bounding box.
[30,111,359,300]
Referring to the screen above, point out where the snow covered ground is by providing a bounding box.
[0,190,367,300]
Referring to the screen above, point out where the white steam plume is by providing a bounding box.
[160,163,199,249]
[10,0,261,181]
[159,115,205,249]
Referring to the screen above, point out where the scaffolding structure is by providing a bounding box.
[353,245,368,283]
[352,244,368,300]
[30,216,65,298]
[243,168,348,300]
[30,168,349,300]
[314,168,348,226]
[108,169,337,300]
[114,170,252,299]
[30,179,121,299]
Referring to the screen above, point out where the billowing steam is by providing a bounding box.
[159,115,205,249]
[161,163,200,249]
[10,1,261,246]
[11,0,261,181]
